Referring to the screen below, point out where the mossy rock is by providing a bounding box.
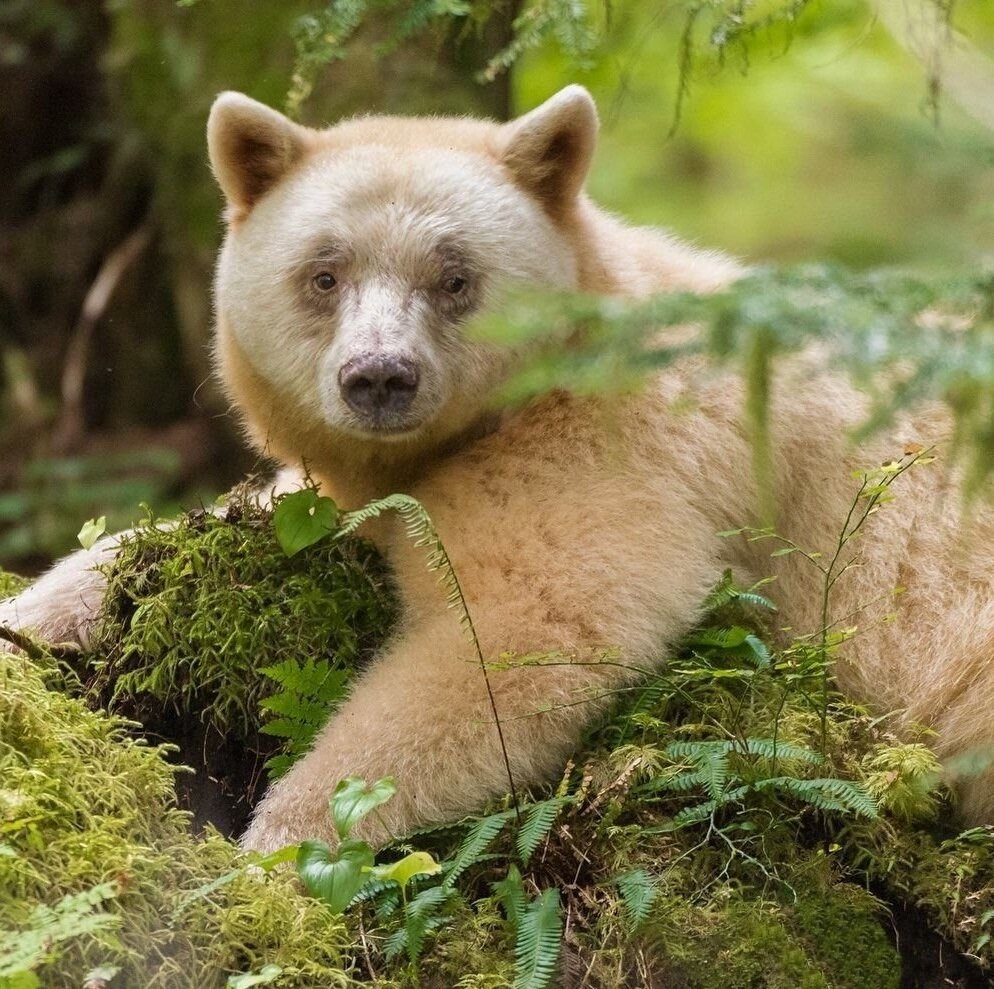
[0,570,28,599]
[80,496,396,833]
[631,887,899,989]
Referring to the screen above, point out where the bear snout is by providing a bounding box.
[338,354,420,419]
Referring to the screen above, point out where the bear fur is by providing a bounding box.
[3,87,993,853]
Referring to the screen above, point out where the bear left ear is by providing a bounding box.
[501,85,598,215]
[207,92,313,222]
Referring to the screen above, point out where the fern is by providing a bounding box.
[513,886,563,989]
[384,885,453,964]
[516,797,569,865]
[444,809,515,888]
[753,776,878,818]
[258,659,350,779]
[339,494,520,810]
[614,868,658,933]
[0,882,120,977]
[492,864,528,927]
[701,569,776,613]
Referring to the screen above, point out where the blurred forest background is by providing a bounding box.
[1,0,993,573]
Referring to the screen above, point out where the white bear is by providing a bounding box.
[4,87,992,852]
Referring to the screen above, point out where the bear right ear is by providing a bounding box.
[501,85,599,216]
[207,92,311,222]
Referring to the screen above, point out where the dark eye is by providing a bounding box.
[313,272,337,292]
[443,276,466,295]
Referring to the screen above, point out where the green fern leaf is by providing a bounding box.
[516,797,568,865]
[514,887,563,989]
[384,885,452,964]
[757,776,878,818]
[615,868,658,933]
[493,864,527,926]
[444,810,514,888]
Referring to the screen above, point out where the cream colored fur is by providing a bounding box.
[3,88,991,853]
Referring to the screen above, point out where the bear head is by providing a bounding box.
[208,86,599,490]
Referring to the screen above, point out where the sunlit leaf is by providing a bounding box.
[331,776,397,840]
[77,516,107,550]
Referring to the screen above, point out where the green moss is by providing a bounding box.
[0,569,29,599]
[0,651,352,988]
[1,503,987,986]
[85,496,396,737]
[787,884,900,989]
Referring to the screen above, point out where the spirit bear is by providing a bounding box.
[3,87,993,852]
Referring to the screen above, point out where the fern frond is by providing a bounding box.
[739,738,822,764]
[516,797,569,865]
[444,810,515,888]
[513,886,563,989]
[493,864,527,927]
[340,494,521,811]
[615,868,658,933]
[756,776,878,818]
[385,885,452,964]
[663,784,752,829]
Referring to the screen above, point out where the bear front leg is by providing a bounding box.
[0,467,308,653]
[0,536,121,651]
[241,613,644,853]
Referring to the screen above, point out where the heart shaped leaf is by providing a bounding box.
[273,489,338,557]
[331,776,397,840]
[296,838,374,913]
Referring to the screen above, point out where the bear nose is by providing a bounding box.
[338,356,420,417]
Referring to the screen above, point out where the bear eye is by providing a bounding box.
[313,272,337,292]
[442,276,466,295]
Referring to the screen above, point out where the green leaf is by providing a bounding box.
[331,776,397,840]
[227,966,282,989]
[514,886,563,989]
[516,798,568,865]
[493,864,527,926]
[1,973,39,989]
[615,868,658,933]
[445,810,514,887]
[77,516,107,550]
[296,839,374,914]
[273,489,338,556]
[369,850,442,888]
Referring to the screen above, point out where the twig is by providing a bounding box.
[54,223,152,451]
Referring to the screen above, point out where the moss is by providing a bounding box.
[0,569,29,599]
[0,651,353,988]
[0,505,987,987]
[787,883,900,989]
[86,496,396,736]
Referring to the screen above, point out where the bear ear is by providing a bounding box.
[207,92,311,221]
[501,85,599,215]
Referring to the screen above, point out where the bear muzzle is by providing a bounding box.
[338,354,420,422]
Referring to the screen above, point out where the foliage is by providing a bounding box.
[0,648,354,988]
[190,0,978,124]
[257,658,351,779]
[0,450,184,568]
[4,459,994,984]
[83,488,396,737]
[475,265,994,501]
[0,883,120,982]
